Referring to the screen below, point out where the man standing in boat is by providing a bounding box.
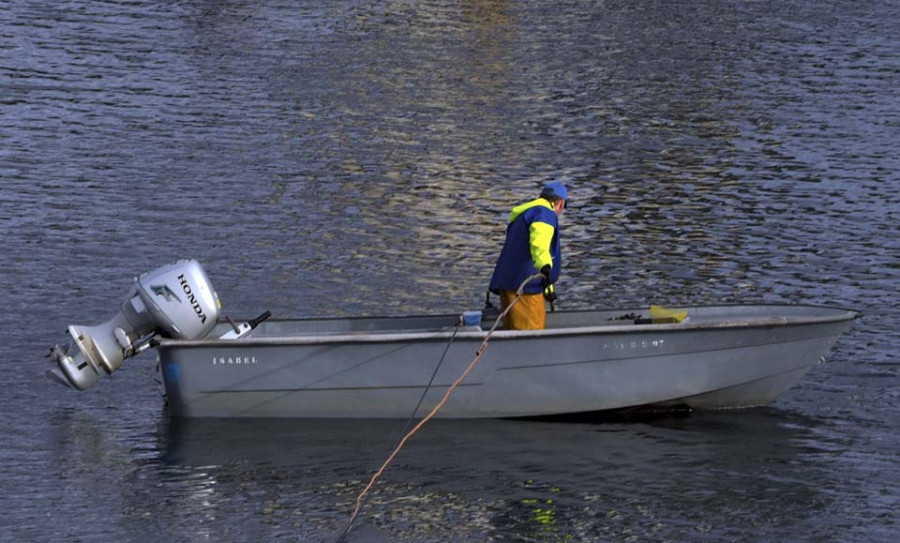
[489,181,567,330]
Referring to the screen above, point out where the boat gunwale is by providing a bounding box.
[157,304,859,349]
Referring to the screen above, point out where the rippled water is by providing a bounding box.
[2,0,898,541]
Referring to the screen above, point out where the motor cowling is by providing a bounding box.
[48,259,221,390]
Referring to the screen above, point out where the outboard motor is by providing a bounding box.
[47,259,221,390]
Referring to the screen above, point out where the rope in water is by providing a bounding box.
[331,324,461,543]
[333,273,544,542]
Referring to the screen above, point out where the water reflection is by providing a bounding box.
[0,405,859,542]
[155,410,836,541]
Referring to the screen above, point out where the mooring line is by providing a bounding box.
[333,273,543,542]
[332,323,460,543]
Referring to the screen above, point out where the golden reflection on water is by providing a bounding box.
[239,0,830,318]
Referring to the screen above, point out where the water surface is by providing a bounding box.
[1,0,898,541]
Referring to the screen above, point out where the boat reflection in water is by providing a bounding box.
[158,410,837,541]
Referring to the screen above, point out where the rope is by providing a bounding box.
[400,322,461,436]
[332,324,461,543]
[333,273,544,542]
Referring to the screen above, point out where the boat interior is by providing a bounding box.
[205,305,857,340]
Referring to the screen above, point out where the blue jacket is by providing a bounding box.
[489,198,561,295]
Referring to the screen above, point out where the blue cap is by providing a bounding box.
[541,181,568,200]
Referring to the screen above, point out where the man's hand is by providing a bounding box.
[540,264,557,302]
[540,264,552,283]
[543,283,557,303]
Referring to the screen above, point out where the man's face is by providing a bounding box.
[554,200,566,217]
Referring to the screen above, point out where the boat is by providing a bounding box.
[155,304,859,418]
[43,260,858,419]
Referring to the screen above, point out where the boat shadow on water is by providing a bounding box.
[147,407,848,540]
[156,405,836,468]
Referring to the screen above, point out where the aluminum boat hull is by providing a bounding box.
[157,305,858,418]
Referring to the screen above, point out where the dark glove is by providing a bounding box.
[540,264,552,284]
[540,265,556,302]
[543,283,557,303]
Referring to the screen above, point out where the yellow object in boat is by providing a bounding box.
[650,305,688,324]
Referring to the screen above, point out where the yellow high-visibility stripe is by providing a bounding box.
[529,221,555,271]
[509,198,553,223]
